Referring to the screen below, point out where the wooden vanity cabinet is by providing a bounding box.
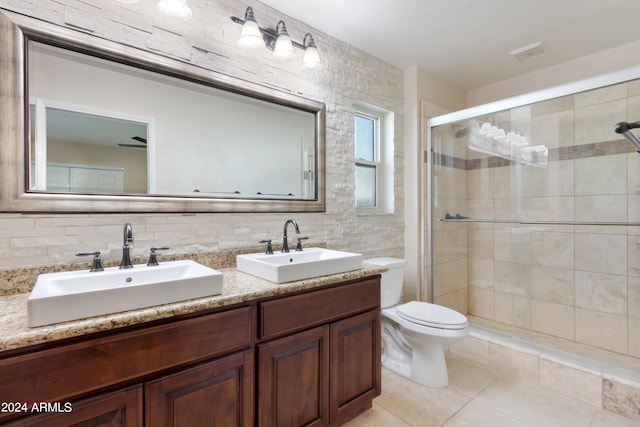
[258,325,330,426]
[5,351,254,427]
[3,386,143,427]
[329,309,381,422]
[145,349,254,427]
[257,277,381,427]
[0,275,380,427]
[0,306,253,426]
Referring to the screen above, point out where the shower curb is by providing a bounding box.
[448,325,640,422]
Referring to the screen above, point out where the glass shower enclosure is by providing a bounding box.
[427,69,640,358]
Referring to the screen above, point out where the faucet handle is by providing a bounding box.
[295,237,309,252]
[76,251,104,272]
[147,246,170,266]
[259,239,274,254]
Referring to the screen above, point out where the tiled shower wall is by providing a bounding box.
[0,1,404,275]
[433,82,640,358]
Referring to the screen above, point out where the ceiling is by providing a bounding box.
[45,108,147,148]
[259,0,640,90]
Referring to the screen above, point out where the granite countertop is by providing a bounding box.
[0,265,386,354]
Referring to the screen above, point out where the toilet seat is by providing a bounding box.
[396,301,468,330]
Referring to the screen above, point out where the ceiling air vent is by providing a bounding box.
[509,41,546,62]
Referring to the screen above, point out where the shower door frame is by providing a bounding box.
[423,64,640,303]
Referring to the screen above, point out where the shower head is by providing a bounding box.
[614,121,640,152]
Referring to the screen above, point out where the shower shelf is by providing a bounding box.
[438,218,640,227]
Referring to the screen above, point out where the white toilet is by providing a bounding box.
[366,257,469,387]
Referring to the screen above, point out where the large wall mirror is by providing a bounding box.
[0,10,326,213]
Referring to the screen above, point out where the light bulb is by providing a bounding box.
[238,7,265,49]
[302,45,320,68]
[239,20,264,49]
[302,34,321,69]
[156,0,193,22]
[273,21,296,61]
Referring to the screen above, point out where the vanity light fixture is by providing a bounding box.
[237,7,265,49]
[302,34,321,69]
[273,21,296,61]
[231,7,322,69]
[156,0,193,22]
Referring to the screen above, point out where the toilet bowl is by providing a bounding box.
[366,257,469,387]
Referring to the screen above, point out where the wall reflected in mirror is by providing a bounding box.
[29,103,150,194]
[28,41,317,200]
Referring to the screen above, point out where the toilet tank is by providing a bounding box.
[365,257,406,308]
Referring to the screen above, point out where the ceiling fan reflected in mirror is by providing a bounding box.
[117,136,147,149]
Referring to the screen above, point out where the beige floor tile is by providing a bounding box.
[442,400,528,427]
[354,367,640,427]
[590,408,640,427]
[375,368,471,426]
[382,366,396,379]
[342,403,411,427]
[445,354,501,398]
[476,376,598,426]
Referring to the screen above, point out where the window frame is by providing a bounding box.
[354,108,382,213]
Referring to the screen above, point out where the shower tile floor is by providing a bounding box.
[344,355,638,427]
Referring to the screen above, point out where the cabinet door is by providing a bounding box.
[145,349,254,427]
[258,326,329,427]
[330,309,381,423]
[2,385,142,427]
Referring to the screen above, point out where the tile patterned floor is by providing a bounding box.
[344,355,639,427]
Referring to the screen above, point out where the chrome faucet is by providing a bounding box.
[282,219,300,253]
[119,223,134,269]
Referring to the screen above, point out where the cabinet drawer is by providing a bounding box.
[2,385,142,426]
[0,306,251,415]
[259,277,380,340]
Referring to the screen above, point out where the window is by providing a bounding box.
[355,112,380,209]
[354,104,393,214]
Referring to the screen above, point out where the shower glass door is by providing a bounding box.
[430,112,536,335]
[428,75,640,357]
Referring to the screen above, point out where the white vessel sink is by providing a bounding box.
[28,260,223,327]
[236,247,363,283]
